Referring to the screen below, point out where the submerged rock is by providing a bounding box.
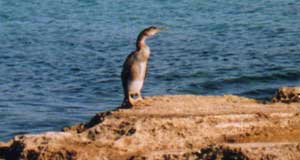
[1,94,300,160]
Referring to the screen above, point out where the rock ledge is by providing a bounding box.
[1,94,300,160]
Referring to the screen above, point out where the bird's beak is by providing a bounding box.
[158,27,167,31]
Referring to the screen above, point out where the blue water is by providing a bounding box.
[1,0,300,141]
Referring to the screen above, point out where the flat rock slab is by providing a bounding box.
[1,95,300,160]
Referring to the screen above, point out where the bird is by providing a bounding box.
[121,26,161,107]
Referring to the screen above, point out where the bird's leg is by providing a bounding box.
[121,97,129,107]
[129,92,146,106]
[121,91,131,107]
[136,92,143,101]
[128,92,138,106]
[137,92,152,106]
[123,90,141,107]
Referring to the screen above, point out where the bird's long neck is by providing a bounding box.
[136,33,149,50]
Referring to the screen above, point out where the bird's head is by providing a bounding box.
[136,26,166,48]
[142,26,163,37]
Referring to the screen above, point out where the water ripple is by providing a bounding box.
[1,0,300,141]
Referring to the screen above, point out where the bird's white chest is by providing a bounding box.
[128,62,146,92]
[138,62,147,78]
[129,80,144,92]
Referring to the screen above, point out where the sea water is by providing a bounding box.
[0,0,300,141]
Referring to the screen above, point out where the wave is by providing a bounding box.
[203,70,300,87]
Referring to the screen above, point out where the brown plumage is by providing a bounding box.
[121,26,161,107]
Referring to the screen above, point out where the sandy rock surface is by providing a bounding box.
[1,94,300,160]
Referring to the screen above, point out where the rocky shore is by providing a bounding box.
[1,87,300,160]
